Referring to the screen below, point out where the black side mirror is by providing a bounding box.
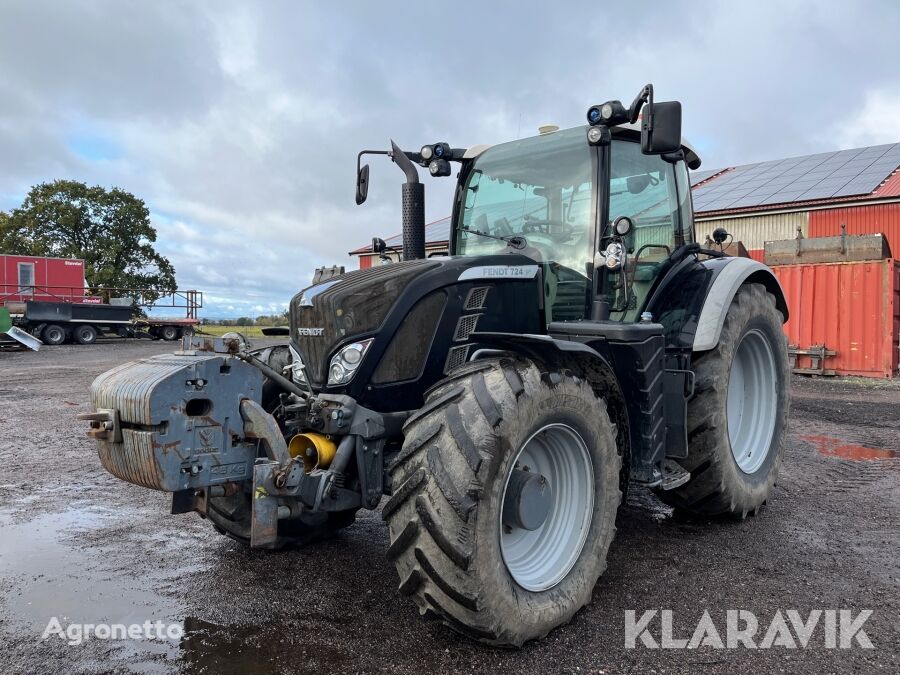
[626,174,652,194]
[356,164,370,205]
[642,101,682,155]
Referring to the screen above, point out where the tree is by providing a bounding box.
[1,180,176,299]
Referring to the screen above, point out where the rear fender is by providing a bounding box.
[693,258,788,352]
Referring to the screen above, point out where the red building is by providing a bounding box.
[0,254,87,304]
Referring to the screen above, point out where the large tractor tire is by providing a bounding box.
[656,283,789,517]
[384,358,621,646]
[207,492,357,548]
[207,344,358,548]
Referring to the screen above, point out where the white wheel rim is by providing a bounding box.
[499,423,594,592]
[727,329,778,474]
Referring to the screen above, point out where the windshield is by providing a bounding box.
[454,126,595,321]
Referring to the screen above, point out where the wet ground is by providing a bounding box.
[0,339,898,674]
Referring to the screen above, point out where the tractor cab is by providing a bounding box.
[450,122,700,325]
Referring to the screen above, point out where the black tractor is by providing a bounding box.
[81,85,789,646]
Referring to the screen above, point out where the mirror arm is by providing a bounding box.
[628,83,653,124]
[357,149,390,177]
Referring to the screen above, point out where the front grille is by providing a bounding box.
[454,313,481,342]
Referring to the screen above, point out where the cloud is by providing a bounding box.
[1,1,900,316]
[830,86,900,149]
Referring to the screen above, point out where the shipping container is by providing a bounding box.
[808,202,900,255]
[773,259,899,378]
[0,254,85,304]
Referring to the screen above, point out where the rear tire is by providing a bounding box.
[384,358,621,646]
[42,324,66,345]
[655,283,789,517]
[74,324,98,345]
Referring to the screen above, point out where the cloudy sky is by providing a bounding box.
[2,1,899,317]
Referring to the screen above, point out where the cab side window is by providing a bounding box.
[608,140,681,320]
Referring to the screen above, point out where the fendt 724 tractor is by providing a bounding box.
[81,85,789,646]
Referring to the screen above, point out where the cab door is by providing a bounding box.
[605,139,693,321]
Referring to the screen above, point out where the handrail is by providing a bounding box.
[0,284,203,318]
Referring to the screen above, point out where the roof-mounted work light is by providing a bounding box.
[586,100,629,127]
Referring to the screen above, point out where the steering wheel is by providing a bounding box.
[493,217,514,238]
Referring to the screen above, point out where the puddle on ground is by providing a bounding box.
[0,506,183,671]
[800,434,899,460]
[0,504,347,673]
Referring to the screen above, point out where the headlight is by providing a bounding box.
[327,339,374,386]
[604,242,624,270]
[288,344,308,384]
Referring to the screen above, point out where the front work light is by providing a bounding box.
[327,338,374,386]
[429,159,451,177]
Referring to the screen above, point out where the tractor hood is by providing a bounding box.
[290,259,441,386]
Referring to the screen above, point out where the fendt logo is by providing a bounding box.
[296,327,325,336]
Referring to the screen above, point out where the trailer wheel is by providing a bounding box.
[207,344,358,548]
[181,326,194,338]
[42,324,66,345]
[655,283,789,517]
[160,325,179,341]
[384,358,621,646]
[74,324,98,345]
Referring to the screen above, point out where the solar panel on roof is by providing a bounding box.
[690,142,900,212]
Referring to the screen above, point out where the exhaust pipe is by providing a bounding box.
[390,140,425,260]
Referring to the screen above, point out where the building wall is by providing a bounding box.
[696,211,809,260]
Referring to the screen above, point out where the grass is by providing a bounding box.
[196,324,269,337]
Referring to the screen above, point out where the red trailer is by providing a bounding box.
[0,254,87,303]
[0,253,202,346]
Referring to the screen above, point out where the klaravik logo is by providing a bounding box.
[624,609,874,649]
[296,327,325,336]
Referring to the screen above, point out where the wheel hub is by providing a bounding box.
[502,468,552,531]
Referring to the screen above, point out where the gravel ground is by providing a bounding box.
[0,339,898,674]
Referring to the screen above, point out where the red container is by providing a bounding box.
[773,259,899,377]
[0,255,86,304]
[809,202,900,256]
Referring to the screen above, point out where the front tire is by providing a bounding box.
[206,344,358,548]
[384,359,621,646]
[656,283,789,517]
